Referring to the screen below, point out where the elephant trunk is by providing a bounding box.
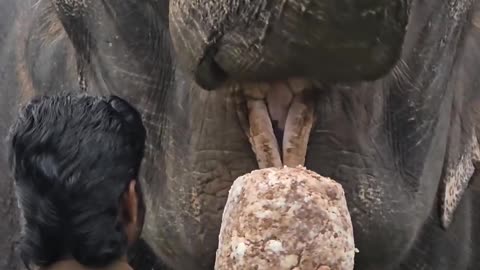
[169,0,409,90]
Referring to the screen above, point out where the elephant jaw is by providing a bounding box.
[238,78,316,169]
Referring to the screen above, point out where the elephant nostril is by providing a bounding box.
[194,48,228,91]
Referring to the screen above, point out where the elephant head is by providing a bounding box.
[16,0,480,269]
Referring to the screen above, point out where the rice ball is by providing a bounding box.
[215,166,356,270]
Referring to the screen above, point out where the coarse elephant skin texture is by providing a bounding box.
[0,0,479,270]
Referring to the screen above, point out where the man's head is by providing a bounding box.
[7,94,147,268]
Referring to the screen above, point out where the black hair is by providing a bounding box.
[7,94,147,269]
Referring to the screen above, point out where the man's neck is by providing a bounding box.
[41,258,133,270]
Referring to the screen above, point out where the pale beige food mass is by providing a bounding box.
[215,166,356,270]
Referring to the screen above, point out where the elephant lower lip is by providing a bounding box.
[237,79,316,169]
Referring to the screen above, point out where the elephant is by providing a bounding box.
[1,0,480,269]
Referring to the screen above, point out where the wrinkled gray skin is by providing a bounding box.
[1,0,480,270]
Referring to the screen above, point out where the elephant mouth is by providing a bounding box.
[235,78,317,169]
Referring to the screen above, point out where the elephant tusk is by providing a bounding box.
[246,99,283,169]
[282,91,316,167]
[241,79,316,169]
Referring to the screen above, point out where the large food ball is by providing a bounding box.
[215,166,356,270]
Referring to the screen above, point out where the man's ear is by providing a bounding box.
[122,180,139,244]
